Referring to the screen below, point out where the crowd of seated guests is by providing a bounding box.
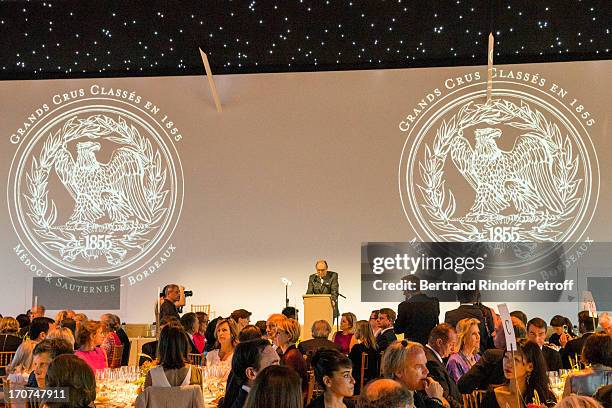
[1,287,612,408]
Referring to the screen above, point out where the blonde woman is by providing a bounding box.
[47,327,75,349]
[6,339,35,385]
[446,318,481,383]
[276,318,309,396]
[0,317,22,352]
[332,312,357,354]
[348,320,378,395]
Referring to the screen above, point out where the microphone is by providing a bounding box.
[281,277,292,286]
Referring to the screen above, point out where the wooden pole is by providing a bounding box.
[487,33,494,103]
[198,48,223,113]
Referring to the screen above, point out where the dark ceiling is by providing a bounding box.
[0,0,609,80]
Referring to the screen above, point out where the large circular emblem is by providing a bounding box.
[399,79,599,246]
[399,81,599,242]
[8,97,184,278]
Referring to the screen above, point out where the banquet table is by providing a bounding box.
[94,365,226,408]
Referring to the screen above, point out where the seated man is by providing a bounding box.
[561,311,598,369]
[526,317,562,371]
[376,308,398,352]
[298,320,342,356]
[26,338,74,388]
[382,340,447,408]
[358,378,414,408]
[425,324,461,408]
[222,338,280,408]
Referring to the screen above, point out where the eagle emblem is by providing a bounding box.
[450,127,563,219]
[54,140,153,228]
[400,98,593,243]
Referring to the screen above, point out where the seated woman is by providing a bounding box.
[144,325,202,388]
[306,349,355,408]
[483,340,556,408]
[446,318,481,383]
[6,339,34,385]
[244,365,302,408]
[47,327,75,349]
[276,318,309,396]
[205,318,238,377]
[333,312,357,355]
[75,320,108,372]
[193,311,208,353]
[0,317,23,352]
[563,333,612,397]
[348,320,378,395]
[43,354,96,408]
[100,313,123,368]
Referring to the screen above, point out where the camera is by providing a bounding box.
[184,290,193,297]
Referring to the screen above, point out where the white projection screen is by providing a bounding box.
[0,60,610,324]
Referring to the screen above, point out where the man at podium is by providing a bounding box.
[306,260,339,318]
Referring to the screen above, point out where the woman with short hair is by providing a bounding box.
[100,313,123,368]
[0,317,22,352]
[306,349,355,408]
[446,318,481,383]
[75,320,107,372]
[44,354,96,408]
[244,365,303,408]
[47,327,75,349]
[144,325,202,388]
[276,318,309,397]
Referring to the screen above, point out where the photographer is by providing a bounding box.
[159,284,187,321]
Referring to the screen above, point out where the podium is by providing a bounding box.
[302,294,333,340]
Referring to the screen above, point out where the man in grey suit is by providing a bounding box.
[306,259,339,318]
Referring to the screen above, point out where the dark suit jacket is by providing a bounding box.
[561,332,594,369]
[305,395,355,408]
[542,345,563,371]
[229,387,249,408]
[116,327,131,367]
[298,337,342,355]
[0,334,23,352]
[306,271,339,317]
[444,305,490,352]
[394,294,440,345]
[375,328,397,352]
[457,348,505,394]
[413,391,446,408]
[424,346,461,408]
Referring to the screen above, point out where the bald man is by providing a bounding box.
[359,379,414,408]
[306,260,339,318]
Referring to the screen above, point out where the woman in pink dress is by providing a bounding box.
[332,312,357,354]
[75,320,107,373]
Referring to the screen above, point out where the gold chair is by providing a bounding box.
[306,369,315,405]
[190,305,211,315]
[462,390,485,408]
[360,352,369,392]
[109,344,124,368]
[188,353,203,366]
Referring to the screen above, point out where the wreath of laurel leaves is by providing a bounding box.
[24,114,170,265]
[418,99,581,242]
